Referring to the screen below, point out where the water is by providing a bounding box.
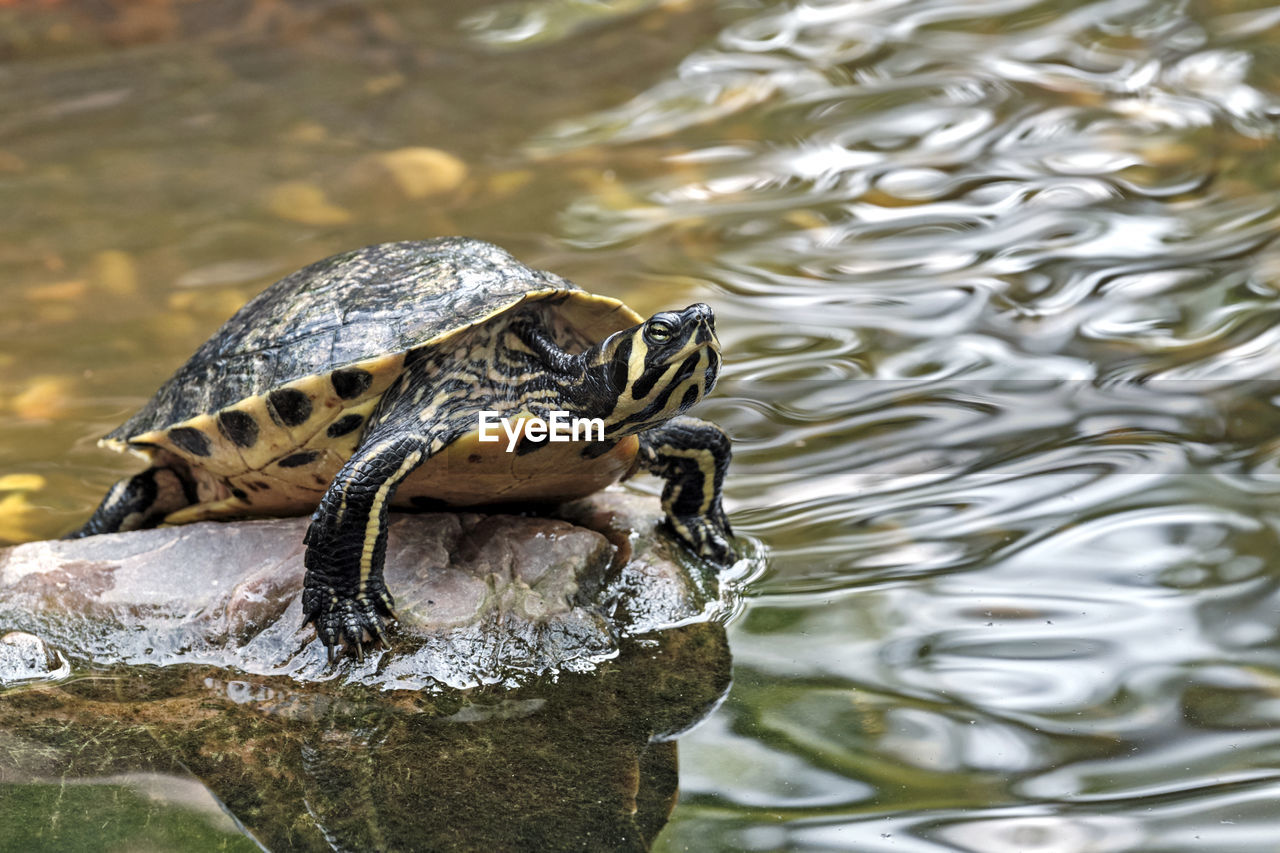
[3,0,1280,849]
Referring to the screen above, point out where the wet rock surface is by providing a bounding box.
[0,490,738,689]
[0,631,67,685]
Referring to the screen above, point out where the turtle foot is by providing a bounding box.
[302,587,396,663]
[671,514,736,568]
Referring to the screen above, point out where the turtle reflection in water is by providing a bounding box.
[71,238,735,660]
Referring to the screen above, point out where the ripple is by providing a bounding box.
[460,0,667,50]
[924,810,1147,853]
[678,711,877,809]
[526,0,1280,846]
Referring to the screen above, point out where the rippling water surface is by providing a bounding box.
[3,0,1280,849]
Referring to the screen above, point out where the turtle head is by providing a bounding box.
[586,303,722,434]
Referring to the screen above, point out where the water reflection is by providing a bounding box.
[0,624,730,851]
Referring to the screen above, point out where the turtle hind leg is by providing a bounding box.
[66,466,197,539]
[636,416,735,566]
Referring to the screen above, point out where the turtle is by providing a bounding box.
[70,238,734,660]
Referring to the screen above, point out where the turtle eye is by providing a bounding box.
[644,320,674,345]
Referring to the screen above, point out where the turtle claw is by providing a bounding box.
[367,620,391,650]
[302,587,395,663]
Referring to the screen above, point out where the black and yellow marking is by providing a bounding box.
[331,367,374,399]
[168,426,212,458]
[268,388,312,427]
[327,413,365,438]
[279,450,321,468]
[217,410,259,448]
[67,464,198,538]
[635,415,733,565]
[595,305,719,436]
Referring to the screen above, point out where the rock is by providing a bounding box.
[338,147,470,210]
[89,249,140,296]
[0,631,67,685]
[263,181,353,226]
[364,147,469,199]
[0,490,735,689]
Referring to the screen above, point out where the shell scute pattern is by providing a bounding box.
[330,367,373,400]
[140,352,406,497]
[108,239,578,445]
[326,413,365,438]
[267,388,312,427]
[216,410,259,449]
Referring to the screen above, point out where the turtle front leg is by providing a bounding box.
[636,416,735,566]
[67,466,196,539]
[302,434,430,662]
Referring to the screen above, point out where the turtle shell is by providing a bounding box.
[105,239,643,476]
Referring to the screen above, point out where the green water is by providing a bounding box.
[4,0,1280,849]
